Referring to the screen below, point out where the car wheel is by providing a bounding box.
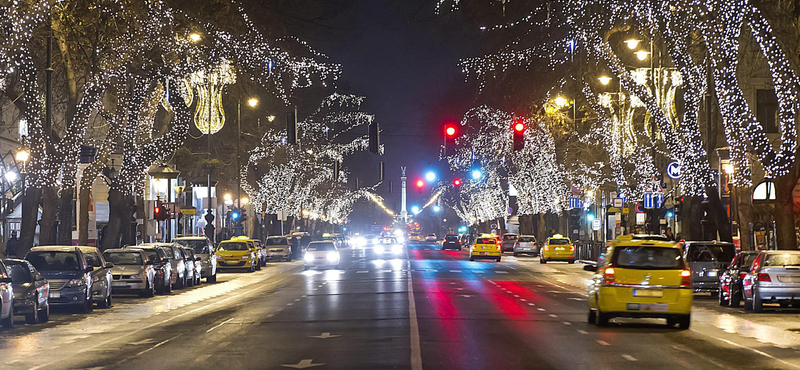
[568,260,575,264]
[208,273,217,283]
[587,310,596,324]
[104,294,112,309]
[97,292,110,309]
[25,301,39,324]
[780,301,790,308]
[596,310,610,327]
[677,315,691,330]
[1,309,13,329]
[496,257,502,262]
[719,291,729,306]
[469,257,474,261]
[540,259,547,264]
[753,294,763,313]
[730,291,742,307]
[513,253,519,257]
[79,296,93,313]
[38,304,49,323]
[304,266,309,271]
[744,298,753,311]
[187,276,194,287]
[256,262,262,270]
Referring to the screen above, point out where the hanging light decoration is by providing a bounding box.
[185,61,237,134]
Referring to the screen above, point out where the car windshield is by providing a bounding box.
[27,251,82,271]
[307,242,336,251]
[503,235,517,241]
[445,236,459,241]
[477,238,496,245]
[266,238,288,246]
[764,253,800,267]
[612,246,684,270]
[379,238,397,244]
[549,238,570,245]
[83,251,101,267]
[175,239,209,254]
[7,263,31,282]
[518,237,535,243]
[688,244,736,263]
[103,252,144,265]
[139,249,163,261]
[218,242,249,251]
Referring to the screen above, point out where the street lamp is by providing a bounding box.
[237,96,259,225]
[553,95,568,108]
[247,97,259,108]
[188,32,202,43]
[425,171,436,182]
[471,169,482,180]
[624,39,641,49]
[267,115,276,122]
[634,50,651,61]
[598,76,612,86]
[15,149,29,166]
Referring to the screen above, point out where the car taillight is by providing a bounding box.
[569,245,575,252]
[758,273,771,282]
[738,272,747,280]
[603,267,615,285]
[496,245,501,251]
[680,269,691,287]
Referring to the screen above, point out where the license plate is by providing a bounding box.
[480,252,487,255]
[112,282,130,287]
[626,303,668,312]
[555,247,564,251]
[778,275,800,283]
[707,271,718,277]
[49,292,61,299]
[633,289,663,298]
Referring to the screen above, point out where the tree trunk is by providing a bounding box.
[686,196,705,240]
[39,186,59,245]
[774,165,799,250]
[57,187,74,245]
[102,189,135,250]
[736,185,753,251]
[538,213,547,241]
[705,186,732,242]
[19,187,42,255]
[78,186,90,245]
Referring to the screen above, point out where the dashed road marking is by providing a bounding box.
[597,340,610,346]
[562,322,572,326]
[196,354,211,362]
[527,303,535,306]
[621,355,637,362]
[577,330,588,335]
[549,314,558,318]
[357,271,368,273]
[206,318,233,333]
[450,270,462,273]
[520,299,527,302]
[537,308,545,311]
[496,271,508,274]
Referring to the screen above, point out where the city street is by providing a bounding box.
[2,244,800,370]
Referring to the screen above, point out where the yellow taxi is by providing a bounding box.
[587,238,692,329]
[215,239,258,272]
[539,234,575,264]
[230,236,264,270]
[469,234,502,262]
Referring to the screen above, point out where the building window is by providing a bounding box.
[757,89,779,134]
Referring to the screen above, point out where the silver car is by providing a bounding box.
[513,235,538,256]
[180,247,201,286]
[141,243,186,289]
[178,247,196,287]
[103,249,156,298]
[303,241,340,270]
[265,236,293,262]
[174,236,217,283]
[683,241,736,294]
[743,250,800,312]
[0,260,14,328]
[75,246,114,309]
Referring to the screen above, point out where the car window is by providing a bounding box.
[27,251,83,271]
[7,263,31,282]
[218,242,249,251]
[503,235,518,241]
[764,253,800,267]
[103,252,144,265]
[548,238,570,245]
[0,262,7,278]
[307,242,336,251]
[688,244,736,262]
[247,241,256,250]
[267,238,288,245]
[612,246,684,270]
[175,239,210,254]
[476,238,496,244]
[741,253,758,271]
[84,252,102,267]
[519,237,536,243]
[445,236,459,241]
[140,249,161,261]
[167,247,183,260]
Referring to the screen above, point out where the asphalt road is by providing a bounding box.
[3,243,800,369]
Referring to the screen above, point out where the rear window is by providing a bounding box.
[518,237,536,243]
[104,252,144,266]
[27,251,83,271]
[218,242,249,251]
[445,236,459,241]
[612,246,684,270]
[175,239,210,254]
[477,238,496,245]
[503,235,518,241]
[548,238,570,245]
[266,238,289,246]
[688,244,736,263]
[764,253,800,267]
[307,242,336,251]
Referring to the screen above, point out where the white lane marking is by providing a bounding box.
[407,261,423,370]
[596,340,610,346]
[527,303,535,306]
[450,270,461,273]
[568,297,585,301]
[562,322,572,326]
[206,318,234,333]
[475,270,485,274]
[309,332,341,339]
[219,341,231,347]
[295,298,301,302]
[287,303,294,306]
[520,299,527,302]
[621,355,637,362]
[537,308,546,311]
[456,288,464,290]
[459,295,473,298]
[357,271,368,273]
[549,314,558,318]
[496,271,508,274]
[136,336,175,356]
[513,295,520,297]
[577,330,588,335]
[196,354,211,362]
[282,359,324,369]
[705,334,800,369]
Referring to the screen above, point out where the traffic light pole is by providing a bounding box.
[207,78,213,237]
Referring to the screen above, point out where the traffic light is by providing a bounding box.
[415,179,425,189]
[286,110,298,145]
[453,178,462,186]
[154,203,162,220]
[369,122,380,154]
[513,119,525,151]
[154,203,169,221]
[444,123,457,156]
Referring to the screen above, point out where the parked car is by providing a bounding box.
[230,236,264,270]
[173,235,217,283]
[75,246,114,309]
[303,241,340,270]
[103,249,156,297]
[719,250,760,307]
[216,239,258,272]
[501,233,519,252]
[180,246,202,286]
[513,235,538,257]
[743,250,800,312]
[0,259,15,327]
[4,259,49,324]
[682,241,736,294]
[26,246,96,313]
[126,244,173,293]
[442,235,461,251]
[144,243,186,289]
[265,236,293,262]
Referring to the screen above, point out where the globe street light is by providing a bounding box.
[471,169,482,180]
[425,171,436,182]
[188,32,203,43]
[598,76,612,86]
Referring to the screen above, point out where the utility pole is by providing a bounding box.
[401,166,408,224]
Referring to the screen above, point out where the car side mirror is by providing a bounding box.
[583,264,597,272]
[105,262,114,268]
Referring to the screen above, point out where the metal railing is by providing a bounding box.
[574,241,606,265]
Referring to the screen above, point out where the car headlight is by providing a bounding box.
[327,252,339,262]
[392,245,402,254]
[66,278,86,287]
[374,245,385,254]
[129,274,140,280]
[304,253,315,263]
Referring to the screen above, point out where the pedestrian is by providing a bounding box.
[6,231,19,258]
[290,236,299,255]
[665,227,675,241]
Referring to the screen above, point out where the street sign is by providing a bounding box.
[592,219,601,230]
[571,186,580,195]
[277,210,288,221]
[180,207,197,215]
[636,213,646,225]
[667,162,681,179]
[655,193,664,208]
[643,192,654,209]
[569,197,582,209]
[613,198,623,208]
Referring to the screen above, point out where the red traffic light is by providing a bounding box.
[445,125,457,137]
[154,206,161,215]
[514,121,525,132]
[453,178,462,186]
[415,179,425,188]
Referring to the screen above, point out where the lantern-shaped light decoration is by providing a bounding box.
[185,61,237,134]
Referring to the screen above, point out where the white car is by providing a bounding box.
[425,234,438,243]
[374,237,404,257]
[0,260,13,328]
[303,242,340,270]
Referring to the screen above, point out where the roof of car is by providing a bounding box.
[761,250,800,254]
[682,240,735,245]
[173,236,208,240]
[104,248,141,253]
[131,243,171,248]
[30,246,82,252]
[3,258,28,264]
[610,239,681,249]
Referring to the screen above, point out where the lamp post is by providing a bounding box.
[15,148,29,243]
[237,97,259,220]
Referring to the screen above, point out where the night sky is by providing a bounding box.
[300,0,485,219]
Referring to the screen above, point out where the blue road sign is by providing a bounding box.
[643,192,654,209]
